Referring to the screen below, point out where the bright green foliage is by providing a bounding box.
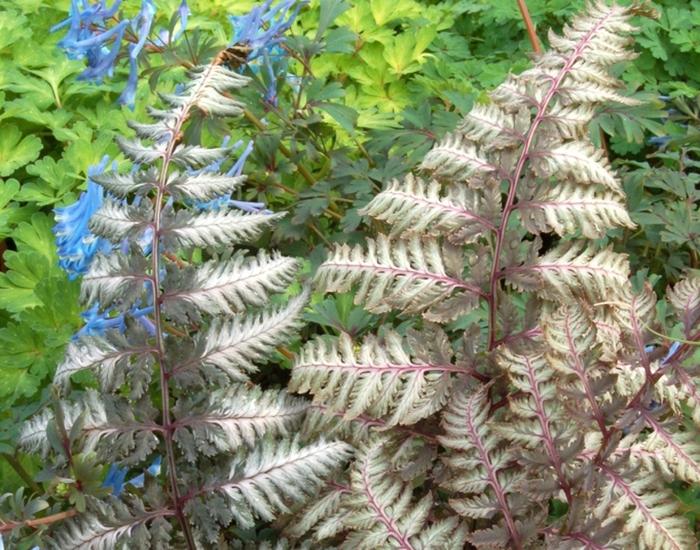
[1,0,700,546]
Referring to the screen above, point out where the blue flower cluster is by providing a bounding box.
[192,137,271,214]
[229,0,304,106]
[103,455,161,496]
[54,155,114,280]
[52,0,188,108]
[55,138,266,339]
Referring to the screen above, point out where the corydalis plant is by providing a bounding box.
[289,2,700,549]
[17,52,350,547]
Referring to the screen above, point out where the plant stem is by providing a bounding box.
[516,0,542,54]
[147,53,235,550]
[243,109,317,186]
[1,453,40,494]
[0,509,78,534]
[487,11,612,350]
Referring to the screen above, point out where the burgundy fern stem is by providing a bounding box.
[597,464,685,550]
[486,11,616,350]
[360,458,415,550]
[463,393,523,549]
[149,55,228,550]
[521,355,573,504]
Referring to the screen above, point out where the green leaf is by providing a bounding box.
[0,125,43,177]
[0,276,79,404]
[0,213,61,313]
[316,0,350,39]
[317,102,358,133]
[0,9,30,52]
[19,157,80,206]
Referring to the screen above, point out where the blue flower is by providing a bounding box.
[74,302,155,339]
[53,0,189,109]
[228,0,303,62]
[191,139,271,214]
[648,135,671,148]
[118,0,156,109]
[103,463,129,496]
[52,1,128,81]
[54,155,114,280]
[102,456,161,496]
[662,341,682,365]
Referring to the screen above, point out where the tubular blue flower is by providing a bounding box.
[54,156,114,280]
[103,463,129,496]
[662,341,682,364]
[648,135,671,148]
[263,52,279,106]
[228,0,303,62]
[192,139,270,213]
[75,304,127,338]
[52,0,127,82]
[118,0,156,108]
[74,303,155,340]
[102,456,161,496]
[53,0,188,109]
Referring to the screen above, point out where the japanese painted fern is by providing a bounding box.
[289,2,700,549]
[17,54,351,548]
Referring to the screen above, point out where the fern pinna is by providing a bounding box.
[17,53,351,547]
[289,3,700,549]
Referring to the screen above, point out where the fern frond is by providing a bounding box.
[19,391,158,463]
[535,142,622,194]
[341,437,468,550]
[91,167,157,198]
[167,172,246,201]
[667,274,700,335]
[116,136,165,164]
[54,332,155,389]
[290,330,461,426]
[516,183,634,238]
[458,103,523,148]
[53,497,174,550]
[421,133,498,181]
[282,483,351,542]
[506,243,629,302]
[193,438,352,530]
[164,63,249,116]
[81,253,150,309]
[171,144,231,168]
[637,411,700,483]
[173,386,309,462]
[162,251,299,318]
[316,234,483,316]
[541,304,612,433]
[595,460,695,550]
[360,174,497,240]
[176,290,308,382]
[496,345,576,497]
[89,199,151,242]
[163,209,285,248]
[439,385,530,548]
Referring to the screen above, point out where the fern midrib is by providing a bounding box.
[295,361,471,374]
[462,393,522,549]
[150,56,227,550]
[598,463,685,550]
[486,8,617,350]
[321,260,486,297]
[63,508,176,550]
[379,187,497,231]
[359,453,415,550]
[521,354,572,504]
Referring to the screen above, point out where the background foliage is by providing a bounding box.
[0,0,698,544]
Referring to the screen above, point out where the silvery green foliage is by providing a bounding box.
[288,3,700,549]
[18,54,351,548]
